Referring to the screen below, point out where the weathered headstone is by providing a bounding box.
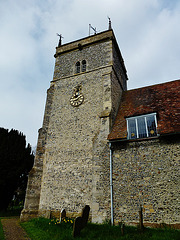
[60,208,66,223]
[139,206,144,232]
[45,210,51,219]
[72,205,90,237]
[118,222,125,236]
[73,217,83,237]
[121,223,125,235]
[81,205,90,228]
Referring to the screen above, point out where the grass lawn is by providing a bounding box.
[21,217,180,240]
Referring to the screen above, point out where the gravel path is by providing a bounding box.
[1,217,31,240]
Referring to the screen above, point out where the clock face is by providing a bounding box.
[70,94,84,107]
[70,84,84,107]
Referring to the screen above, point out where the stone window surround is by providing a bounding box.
[75,61,80,73]
[75,60,87,74]
[82,60,86,72]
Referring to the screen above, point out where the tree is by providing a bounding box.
[0,128,34,211]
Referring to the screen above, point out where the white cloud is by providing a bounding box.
[124,1,180,88]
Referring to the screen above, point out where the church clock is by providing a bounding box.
[70,84,84,107]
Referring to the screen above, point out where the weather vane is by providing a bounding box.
[57,33,64,47]
[89,24,97,36]
[107,16,112,30]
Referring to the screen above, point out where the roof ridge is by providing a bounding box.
[127,79,180,92]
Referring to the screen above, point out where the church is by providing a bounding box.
[21,25,180,228]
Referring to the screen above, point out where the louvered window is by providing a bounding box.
[75,61,80,73]
[82,60,86,72]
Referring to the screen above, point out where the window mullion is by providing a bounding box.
[127,120,129,139]
[145,116,148,137]
[154,114,157,128]
[135,118,139,138]
[126,113,157,140]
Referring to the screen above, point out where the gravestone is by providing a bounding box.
[118,222,125,236]
[73,205,90,237]
[121,223,125,235]
[139,206,144,232]
[44,210,51,219]
[81,205,90,228]
[60,208,66,223]
[73,217,83,237]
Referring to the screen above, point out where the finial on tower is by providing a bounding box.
[57,33,64,47]
[89,24,97,36]
[108,16,112,30]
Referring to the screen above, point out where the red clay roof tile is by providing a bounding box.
[108,79,180,140]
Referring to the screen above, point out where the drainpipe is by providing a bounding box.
[109,142,114,225]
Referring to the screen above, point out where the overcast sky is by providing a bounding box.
[0,0,180,147]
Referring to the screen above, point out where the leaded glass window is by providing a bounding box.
[127,113,157,139]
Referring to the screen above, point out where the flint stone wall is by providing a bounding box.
[35,31,125,223]
[112,135,180,227]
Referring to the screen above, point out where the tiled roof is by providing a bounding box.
[108,79,180,140]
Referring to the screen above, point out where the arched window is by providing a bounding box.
[75,61,80,73]
[82,60,86,72]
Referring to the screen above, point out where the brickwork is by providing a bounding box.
[112,135,180,227]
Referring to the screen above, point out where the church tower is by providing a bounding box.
[21,28,128,223]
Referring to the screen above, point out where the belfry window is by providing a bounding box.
[82,60,86,72]
[126,113,157,139]
[75,61,80,73]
